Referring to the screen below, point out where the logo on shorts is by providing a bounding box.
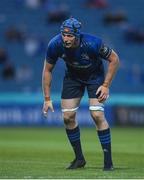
[62,54,66,59]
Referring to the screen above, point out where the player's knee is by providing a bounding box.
[63,112,76,125]
[90,111,104,122]
[90,111,109,129]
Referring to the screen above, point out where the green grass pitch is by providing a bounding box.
[0,127,144,179]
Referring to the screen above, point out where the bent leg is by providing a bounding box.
[61,98,80,129]
[89,98,113,170]
[61,98,86,168]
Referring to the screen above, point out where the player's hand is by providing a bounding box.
[42,100,54,117]
[96,85,109,103]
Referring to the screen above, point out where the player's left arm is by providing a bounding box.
[103,49,120,88]
[96,48,120,102]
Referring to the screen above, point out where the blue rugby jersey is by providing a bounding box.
[45,33,112,82]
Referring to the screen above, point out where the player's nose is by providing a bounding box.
[64,37,69,41]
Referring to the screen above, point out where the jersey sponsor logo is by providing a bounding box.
[73,62,79,65]
[61,53,92,68]
[66,61,92,69]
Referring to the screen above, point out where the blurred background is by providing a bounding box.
[0,0,144,127]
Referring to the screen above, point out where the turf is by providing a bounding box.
[0,127,144,179]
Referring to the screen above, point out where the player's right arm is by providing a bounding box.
[42,60,55,116]
[42,36,59,116]
[42,60,55,113]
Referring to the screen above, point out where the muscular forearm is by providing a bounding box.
[42,61,55,115]
[103,52,119,88]
[42,70,52,98]
[42,61,53,100]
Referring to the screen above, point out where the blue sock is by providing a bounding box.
[97,128,113,167]
[66,126,84,160]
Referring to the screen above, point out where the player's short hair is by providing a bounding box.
[60,17,81,38]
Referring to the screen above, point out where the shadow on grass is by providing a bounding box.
[85,166,131,171]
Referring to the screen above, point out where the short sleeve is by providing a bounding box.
[99,43,112,59]
[91,36,111,59]
[45,39,59,64]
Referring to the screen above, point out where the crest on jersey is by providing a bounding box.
[81,53,90,60]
